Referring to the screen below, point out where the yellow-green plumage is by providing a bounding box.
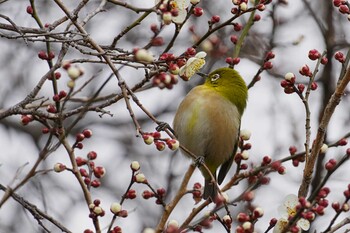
[173,67,248,200]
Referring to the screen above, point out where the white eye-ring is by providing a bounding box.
[211,73,220,82]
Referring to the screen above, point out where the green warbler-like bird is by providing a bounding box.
[173,67,248,200]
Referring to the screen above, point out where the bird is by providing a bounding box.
[173,67,248,200]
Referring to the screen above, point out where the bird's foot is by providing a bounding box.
[156,122,176,135]
[194,156,205,168]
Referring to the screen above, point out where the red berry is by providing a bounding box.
[87,151,97,160]
[42,127,50,134]
[48,51,55,60]
[38,51,48,60]
[311,82,318,90]
[193,7,203,17]
[225,57,234,65]
[91,179,101,188]
[54,72,61,80]
[150,23,158,33]
[80,168,89,177]
[339,5,350,14]
[321,57,328,65]
[262,155,272,165]
[230,35,238,44]
[26,6,33,15]
[308,49,321,60]
[297,83,305,93]
[76,133,85,142]
[338,138,348,146]
[299,64,312,77]
[76,156,87,166]
[76,142,83,149]
[263,61,273,70]
[271,161,281,170]
[253,14,261,21]
[346,148,350,156]
[46,104,57,113]
[82,129,93,138]
[186,47,196,56]
[265,51,275,60]
[333,0,342,7]
[94,166,106,178]
[142,190,154,199]
[211,15,220,23]
[53,94,60,102]
[335,51,345,63]
[233,23,242,31]
[151,37,164,46]
[232,57,240,65]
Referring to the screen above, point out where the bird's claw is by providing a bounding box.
[194,156,205,168]
[156,122,176,136]
[156,122,169,132]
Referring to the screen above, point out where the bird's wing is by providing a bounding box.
[217,124,240,185]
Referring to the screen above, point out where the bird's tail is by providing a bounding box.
[203,178,218,200]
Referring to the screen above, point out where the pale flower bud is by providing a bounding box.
[285,72,295,81]
[143,228,155,233]
[130,161,140,171]
[53,163,66,172]
[242,221,252,230]
[253,207,264,217]
[135,173,147,183]
[67,80,75,88]
[190,0,200,4]
[240,129,251,140]
[241,150,249,160]
[135,49,154,63]
[223,215,231,222]
[110,202,122,214]
[93,206,103,215]
[67,66,81,80]
[167,219,179,227]
[320,144,328,153]
[162,12,172,25]
[240,2,248,11]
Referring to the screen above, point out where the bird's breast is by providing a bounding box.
[173,86,241,168]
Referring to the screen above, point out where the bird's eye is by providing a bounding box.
[211,73,220,82]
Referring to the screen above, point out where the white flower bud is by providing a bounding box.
[285,72,295,81]
[223,215,231,222]
[135,49,154,63]
[162,12,172,25]
[190,0,200,4]
[242,221,252,230]
[93,206,103,215]
[53,163,66,172]
[67,80,75,88]
[241,150,249,160]
[253,207,264,217]
[240,129,251,140]
[320,144,328,153]
[168,219,179,227]
[143,228,155,233]
[135,173,147,183]
[110,202,122,214]
[130,161,140,171]
[240,2,247,11]
[67,66,81,80]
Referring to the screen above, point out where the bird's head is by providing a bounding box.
[201,67,248,114]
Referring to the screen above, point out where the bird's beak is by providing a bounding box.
[197,72,207,78]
